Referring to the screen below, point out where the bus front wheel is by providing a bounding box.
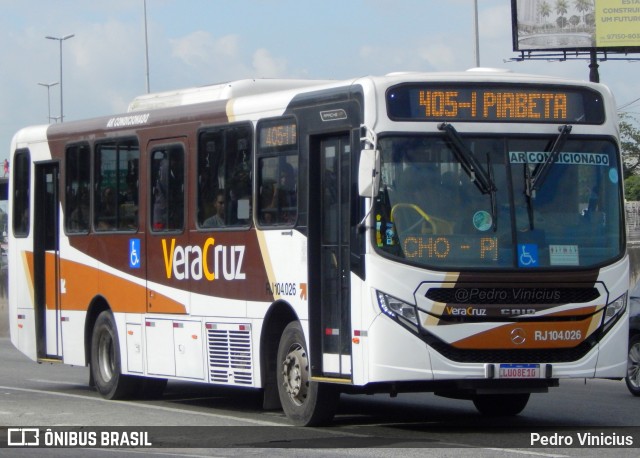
[625,334,640,396]
[90,310,136,400]
[472,393,530,416]
[276,321,339,426]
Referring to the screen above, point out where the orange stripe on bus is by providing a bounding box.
[450,317,599,350]
[24,254,188,315]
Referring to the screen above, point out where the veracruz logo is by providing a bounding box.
[161,238,246,281]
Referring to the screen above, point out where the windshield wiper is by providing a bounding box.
[486,153,497,231]
[438,123,496,195]
[525,124,572,198]
[438,122,498,231]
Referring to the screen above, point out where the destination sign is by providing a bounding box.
[402,235,498,263]
[259,119,297,149]
[387,84,605,124]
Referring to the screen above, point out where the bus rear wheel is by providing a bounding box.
[90,310,136,400]
[276,321,339,426]
[472,393,530,416]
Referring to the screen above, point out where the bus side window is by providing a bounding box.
[258,155,298,226]
[151,145,184,232]
[94,139,140,232]
[65,143,91,234]
[12,149,31,237]
[197,124,252,229]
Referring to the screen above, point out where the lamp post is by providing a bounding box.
[45,34,74,122]
[144,0,150,93]
[473,0,480,67]
[37,82,59,123]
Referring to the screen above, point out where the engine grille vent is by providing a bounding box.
[206,324,253,386]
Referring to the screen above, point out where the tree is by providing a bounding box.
[621,114,640,179]
[569,15,580,30]
[556,16,568,29]
[574,0,594,29]
[556,0,569,15]
[625,176,640,201]
[621,114,640,200]
[538,1,552,25]
[555,0,569,27]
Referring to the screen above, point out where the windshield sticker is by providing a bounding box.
[609,168,619,184]
[509,151,609,167]
[473,211,493,231]
[518,244,539,267]
[549,245,579,266]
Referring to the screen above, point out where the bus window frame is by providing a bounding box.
[64,141,91,236]
[11,148,31,238]
[93,137,140,233]
[196,122,253,231]
[255,116,299,229]
[149,142,186,234]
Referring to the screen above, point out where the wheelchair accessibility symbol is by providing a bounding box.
[518,244,538,267]
[129,238,141,269]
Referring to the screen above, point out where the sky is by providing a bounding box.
[1,0,639,165]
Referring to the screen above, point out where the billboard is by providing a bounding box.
[512,0,640,51]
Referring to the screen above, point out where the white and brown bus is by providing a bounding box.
[8,70,629,425]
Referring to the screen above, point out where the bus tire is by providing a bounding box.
[472,393,530,416]
[90,310,136,400]
[625,334,640,396]
[276,321,339,426]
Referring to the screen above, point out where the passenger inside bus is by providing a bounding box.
[272,162,297,220]
[69,186,90,231]
[202,189,226,227]
[152,150,183,231]
[97,186,117,230]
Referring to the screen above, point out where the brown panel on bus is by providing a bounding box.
[455,269,600,286]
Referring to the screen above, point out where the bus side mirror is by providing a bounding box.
[358,149,380,197]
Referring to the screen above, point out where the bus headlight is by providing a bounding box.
[602,293,626,333]
[376,291,418,326]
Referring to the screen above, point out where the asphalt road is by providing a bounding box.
[0,337,639,457]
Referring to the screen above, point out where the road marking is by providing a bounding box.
[87,449,226,458]
[483,448,568,457]
[0,385,283,426]
[28,378,87,387]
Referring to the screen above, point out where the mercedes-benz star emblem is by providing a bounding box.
[510,327,527,345]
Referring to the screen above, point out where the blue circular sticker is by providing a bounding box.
[473,210,492,231]
[609,168,618,184]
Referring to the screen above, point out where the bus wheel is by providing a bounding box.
[625,334,640,396]
[276,321,338,426]
[472,393,530,416]
[90,310,135,400]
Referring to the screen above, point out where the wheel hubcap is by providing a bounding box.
[97,331,115,382]
[282,343,309,406]
[628,342,640,389]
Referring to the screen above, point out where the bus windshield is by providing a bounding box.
[374,134,623,269]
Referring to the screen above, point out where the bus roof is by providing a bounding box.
[127,71,601,112]
[127,78,335,112]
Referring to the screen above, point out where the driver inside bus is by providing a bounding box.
[398,140,441,213]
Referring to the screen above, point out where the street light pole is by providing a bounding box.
[45,34,74,122]
[473,0,480,67]
[144,0,151,93]
[37,82,59,123]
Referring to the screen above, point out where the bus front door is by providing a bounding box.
[309,134,352,379]
[33,162,62,360]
